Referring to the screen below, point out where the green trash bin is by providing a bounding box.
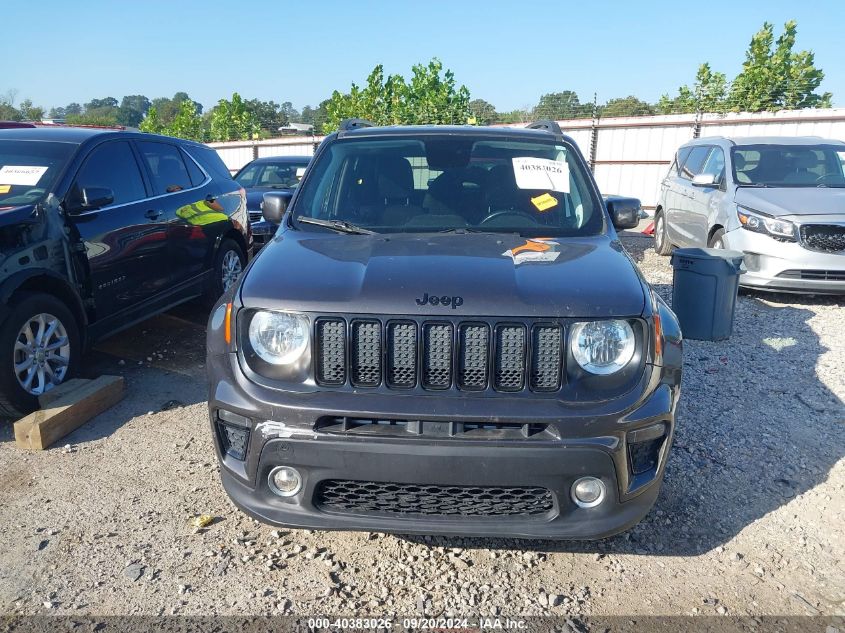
[670,248,744,341]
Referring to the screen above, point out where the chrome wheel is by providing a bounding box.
[221,249,243,292]
[13,313,71,395]
[655,216,665,249]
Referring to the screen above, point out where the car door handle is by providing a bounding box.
[145,209,163,220]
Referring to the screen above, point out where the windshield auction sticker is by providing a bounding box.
[0,185,10,194]
[0,165,48,185]
[512,157,570,193]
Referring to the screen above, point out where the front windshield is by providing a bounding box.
[0,140,76,207]
[292,135,603,236]
[732,144,845,188]
[235,160,310,189]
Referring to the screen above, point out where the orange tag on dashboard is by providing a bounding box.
[531,193,558,212]
[0,185,10,194]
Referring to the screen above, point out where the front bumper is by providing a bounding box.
[250,219,275,250]
[724,227,845,294]
[208,349,680,539]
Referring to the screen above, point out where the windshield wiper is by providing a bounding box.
[296,216,378,235]
[737,183,773,188]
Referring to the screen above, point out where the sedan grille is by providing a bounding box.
[799,224,845,253]
[315,479,555,517]
[314,317,569,393]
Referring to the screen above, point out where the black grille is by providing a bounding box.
[386,322,416,388]
[530,326,562,391]
[800,224,845,252]
[314,317,569,393]
[629,437,664,475]
[217,421,249,460]
[249,210,263,222]
[778,269,845,281]
[458,324,489,390]
[351,321,381,387]
[422,323,453,389]
[314,416,560,440]
[316,319,345,385]
[315,479,554,517]
[495,326,526,391]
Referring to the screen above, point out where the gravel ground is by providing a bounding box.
[0,233,843,618]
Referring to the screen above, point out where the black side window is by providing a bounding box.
[70,141,146,206]
[136,141,193,194]
[680,146,711,180]
[180,147,207,186]
[675,147,693,175]
[187,145,235,182]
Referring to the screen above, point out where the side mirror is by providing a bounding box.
[262,192,289,224]
[606,196,641,230]
[67,187,114,214]
[692,173,717,187]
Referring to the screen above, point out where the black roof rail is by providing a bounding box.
[338,118,375,132]
[526,120,563,135]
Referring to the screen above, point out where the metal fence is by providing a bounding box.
[208,107,845,209]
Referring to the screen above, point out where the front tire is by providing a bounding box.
[708,228,726,249]
[207,239,246,302]
[0,293,81,419]
[653,210,673,255]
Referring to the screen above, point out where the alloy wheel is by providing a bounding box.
[13,313,71,395]
[655,216,665,249]
[221,249,243,292]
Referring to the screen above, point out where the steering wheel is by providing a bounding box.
[478,209,540,227]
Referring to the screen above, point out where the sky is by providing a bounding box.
[1,0,842,113]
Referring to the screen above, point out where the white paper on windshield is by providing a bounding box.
[512,157,570,193]
[0,165,48,186]
[295,167,307,177]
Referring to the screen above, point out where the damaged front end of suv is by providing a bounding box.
[207,120,683,539]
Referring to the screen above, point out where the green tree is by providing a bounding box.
[64,103,82,116]
[209,93,260,141]
[324,58,471,132]
[139,106,165,134]
[657,64,726,114]
[168,99,205,141]
[599,96,655,117]
[468,98,497,125]
[117,95,151,127]
[730,20,831,111]
[150,92,202,126]
[532,91,592,120]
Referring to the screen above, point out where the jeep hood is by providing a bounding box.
[734,187,845,218]
[240,232,646,318]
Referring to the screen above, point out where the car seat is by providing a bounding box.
[376,157,422,226]
[783,152,821,185]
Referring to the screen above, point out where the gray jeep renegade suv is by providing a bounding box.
[207,120,683,539]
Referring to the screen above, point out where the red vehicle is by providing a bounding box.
[0,121,36,129]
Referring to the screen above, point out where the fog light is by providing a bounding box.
[571,477,606,508]
[268,466,302,497]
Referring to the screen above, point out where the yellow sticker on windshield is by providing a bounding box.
[0,185,10,194]
[531,193,558,212]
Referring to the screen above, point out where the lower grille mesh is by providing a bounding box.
[315,479,554,517]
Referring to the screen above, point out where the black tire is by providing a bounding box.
[708,228,726,249]
[206,239,246,302]
[653,209,673,256]
[0,293,81,419]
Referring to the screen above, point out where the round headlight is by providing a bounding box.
[570,320,636,375]
[248,311,309,365]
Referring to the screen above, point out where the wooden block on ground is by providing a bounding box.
[14,375,124,451]
[37,378,91,408]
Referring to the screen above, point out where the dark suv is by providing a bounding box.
[0,127,250,417]
[207,120,682,539]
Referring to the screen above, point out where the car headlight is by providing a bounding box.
[570,320,636,375]
[737,206,796,241]
[248,311,309,365]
